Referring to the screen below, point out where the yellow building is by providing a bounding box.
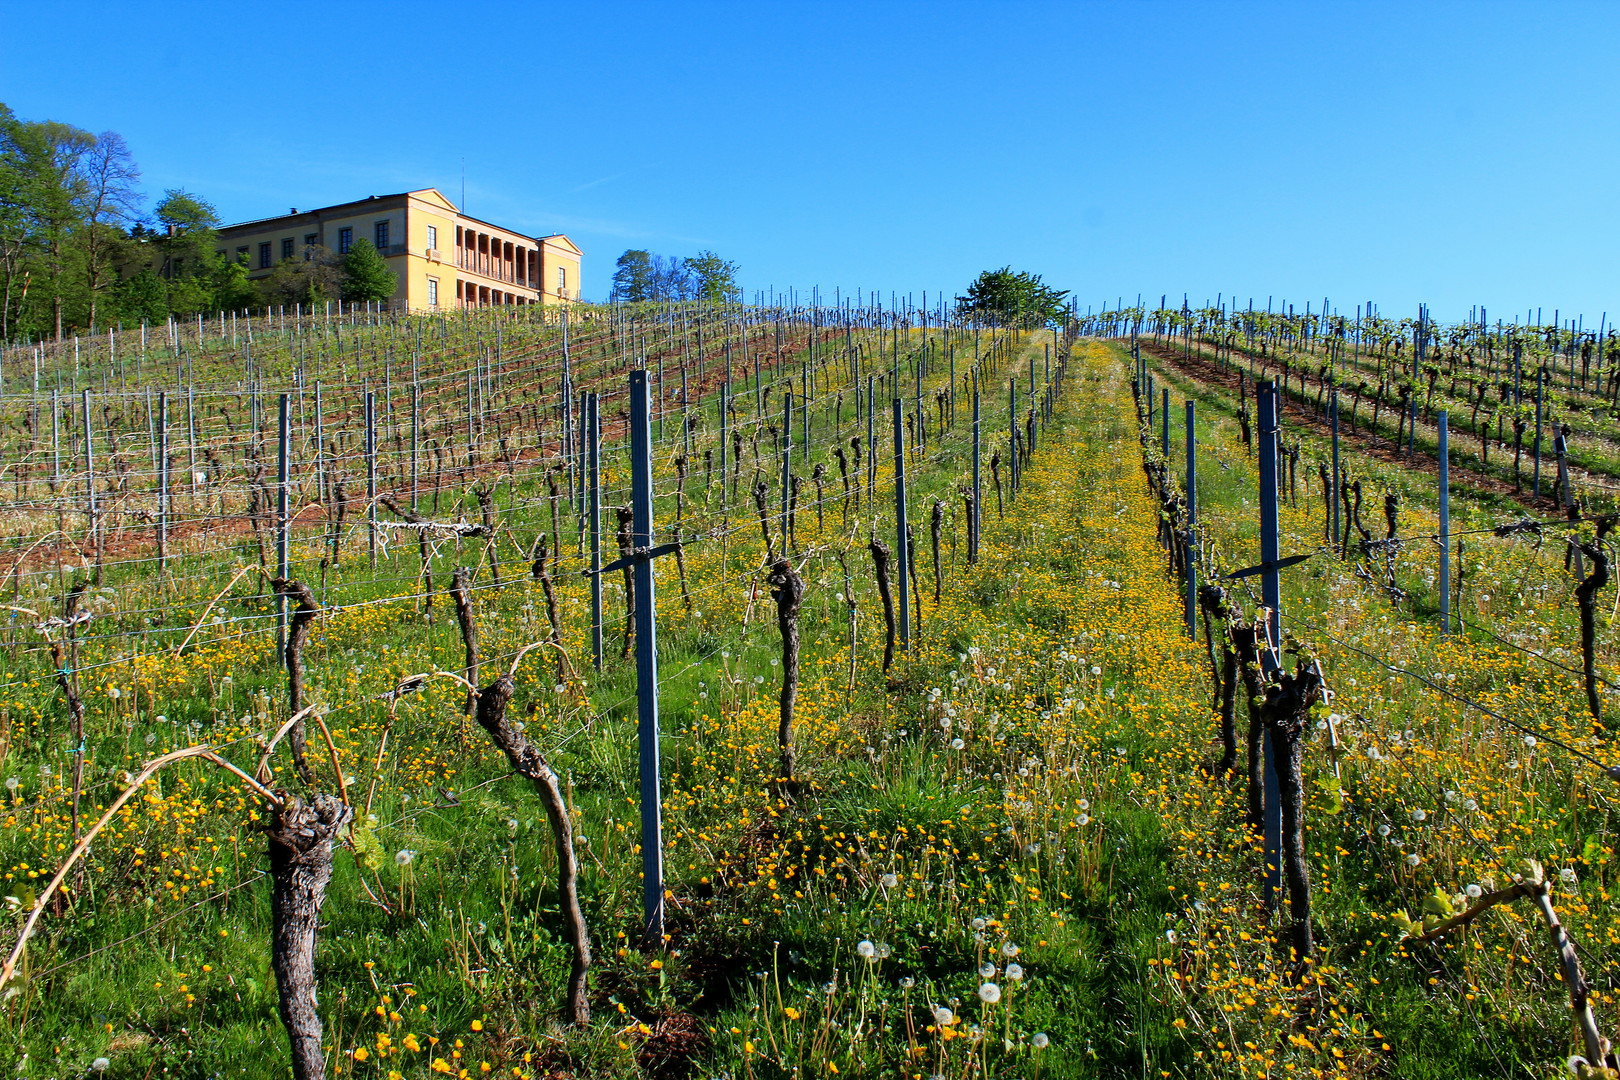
[214,188,582,311]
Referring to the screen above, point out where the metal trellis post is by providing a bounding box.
[893,397,910,650]
[277,393,291,655]
[971,375,981,565]
[590,392,603,671]
[1438,411,1450,637]
[1185,401,1196,639]
[365,391,378,568]
[1257,381,1283,911]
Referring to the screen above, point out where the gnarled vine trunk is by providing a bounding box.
[268,793,352,1080]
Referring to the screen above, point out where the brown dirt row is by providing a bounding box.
[1135,338,1561,516]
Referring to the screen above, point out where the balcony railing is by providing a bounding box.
[454,251,531,288]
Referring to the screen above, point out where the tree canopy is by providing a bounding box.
[340,238,397,303]
[955,267,1069,328]
[684,250,740,304]
[610,247,740,304]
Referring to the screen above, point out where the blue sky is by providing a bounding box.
[2,1,1616,325]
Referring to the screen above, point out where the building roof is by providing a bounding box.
[217,188,579,255]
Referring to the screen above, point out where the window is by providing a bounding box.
[426,224,438,251]
[258,242,272,269]
[338,227,353,254]
[281,237,294,261]
[374,220,389,250]
[216,249,226,260]
[304,233,318,259]
[236,246,249,263]
[427,277,439,309]
[557,266,567,294]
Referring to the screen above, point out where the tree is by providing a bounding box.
[955,267,1069,328]
[649,253,692,301]
[79,131,141,330]
[109,267,168,326]
[212,257,257,313]
[145,189,222,318]
[611,249,653,302]
[262,245,343,309]
[683,250,740,304]
[7,116,94,340]
[340,238,397,305]
[0,104,30,341]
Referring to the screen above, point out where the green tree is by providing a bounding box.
[0,104,30,341]
[109,267,169,326]
[5,114,94,340]
[262,244,343,308]
[152,188,221,298]
[683,250,740,304]
[611,249,653,302]
[955,267,1069,328]
[340,238,396,304]
[212,257,257,313]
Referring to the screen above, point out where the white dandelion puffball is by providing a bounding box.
[396,849,417,867]
[1466,884,1483,899]
[1001,942,1019,958]
[970,917,987,931]
[1411,808,1427,823]
[977,982,1001,1004]
[92,1059,111,1073]
[1561,868,1578,886]
[1406,854,1422,867]
[979,962,996,978]
[951,738,965,750]
[1006,963,1024,981]
[1032,1033,1050,1049]
[1524,735,1537,748]
[933,1006,954,1026]
[1376,823,1391,837]
[857,940,876,959]
[880,873,899,889]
